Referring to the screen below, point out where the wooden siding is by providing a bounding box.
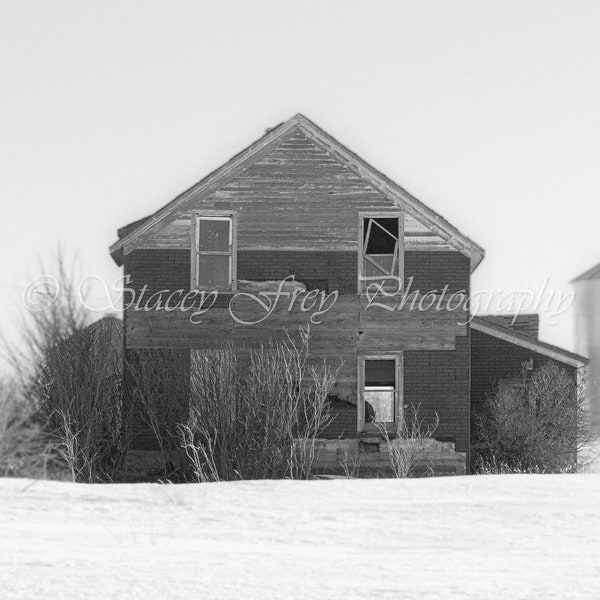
[405,335,471,454]
[122,248,470,298]
[123,248,471,412]
[126,295,467,405]
[136,130,448,253]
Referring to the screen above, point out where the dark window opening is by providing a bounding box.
[363,218,399,254]
[361,216,401,288]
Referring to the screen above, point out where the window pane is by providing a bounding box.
[364,254,395,277]
[364,218,398,254]
[364,388,395,423]
[198,254,230,288]
[198,219,230,252]
[365,359,396,386]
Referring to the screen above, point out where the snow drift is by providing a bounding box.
[2,475,600,599]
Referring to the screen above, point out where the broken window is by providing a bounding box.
[359,356,401,431]
[192,214,236,290]
[359,215,402,291]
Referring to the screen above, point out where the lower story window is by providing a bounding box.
[358,356,402,431]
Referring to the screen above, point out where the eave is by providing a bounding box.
[471,317,588,368]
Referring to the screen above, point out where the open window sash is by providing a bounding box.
[359,215,403,293]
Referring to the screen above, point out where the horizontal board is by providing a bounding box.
[126,292,464,353]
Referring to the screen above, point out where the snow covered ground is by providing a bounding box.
[1,475,600,599]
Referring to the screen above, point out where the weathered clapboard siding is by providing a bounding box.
[126,296,466,346]
[405,335,471,453]
[125,293,467,404]
[122,248,469,300]
[137,130,447,252]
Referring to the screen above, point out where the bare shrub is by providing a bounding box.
[475,362,594,473]
[4,251,131,482]
[180,327,338,482]
[288,337,339,479]
[377,405,439,478]
[37,317,129,482]
[0,379,58,478]
[4,251,90,390]
[337,444,362,478]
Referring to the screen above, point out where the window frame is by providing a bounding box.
[357,212,404,294]
[357,354,404,433]
[191,211,238,291]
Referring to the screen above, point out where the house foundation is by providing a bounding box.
[312,438,466,477]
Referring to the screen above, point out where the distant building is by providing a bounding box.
[572,264,600,430]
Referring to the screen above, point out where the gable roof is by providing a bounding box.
[571,262,600,283]
[110,113,485,269]
[471,316,588,368]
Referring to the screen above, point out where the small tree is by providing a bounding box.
[475,362,594,473]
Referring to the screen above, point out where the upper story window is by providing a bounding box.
[191,212,237,290]
[358,213,403,292]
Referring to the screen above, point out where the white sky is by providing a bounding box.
[1,0,599,359]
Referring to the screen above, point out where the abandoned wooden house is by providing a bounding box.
[109,114,587,476]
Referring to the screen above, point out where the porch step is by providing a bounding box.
[310,438,467,477]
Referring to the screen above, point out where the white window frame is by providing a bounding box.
[357,354,404,433]
[357,212,404,293]
[191,211,237,291]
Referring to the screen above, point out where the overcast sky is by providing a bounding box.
[1,0,599,359]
